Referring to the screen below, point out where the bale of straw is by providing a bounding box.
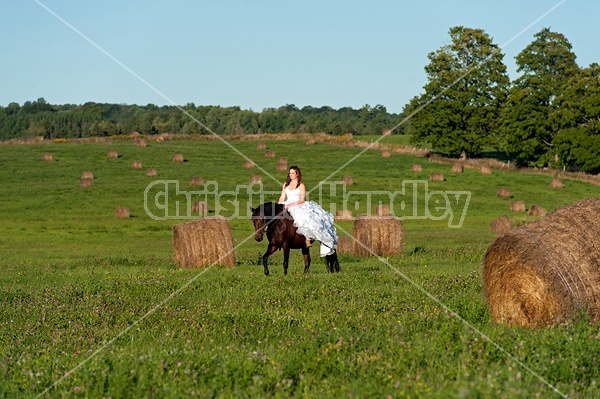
[134,138,147,147]
[490,215,513,234]
[146,168,157,177]
[243,160,255,169]
[381,150,391,158]
[352,215,403,257]
[382,129,392,136]
[528,204,547,217]
[172,216,236,268]
[265,150,276,158]
[129,131,141,137]
[451,164,464,174]
[276,157,288,171]
[81,171,94,179]
[335,210,353,221]
[131,160,143,169]
[480,166,492,175]
[510,201,526,212]
[337,237,353,253]
[411,164,422,173]
[115,207,130,219]
[192,201,208,216]
[550,179,564,189]
[108,150,119,159]
[42,153,53,162]
[430,172,444,182]
[173,153,184,163]
[497,187,511,198]
[79,178,93,187]
[341,176,354,185]
[483,197,600,327]
[190,176,205,186]
[257,142,266,150]
[306,138,316,145]
[375,204,390,216]
[250,174,262,183]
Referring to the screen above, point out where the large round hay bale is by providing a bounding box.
[243,160,255,169]
[131,160,143,169]
[430,172,444,182]
[483,198,600,327]
[134,138,147,147]
[265,150,276,158]
[108,150,119,159]
[411,164,422,173]
[335,210,353,221]
[352,216,403,257]
[173,153,184,163]
[341,176,354,185]
[250,174,262,183]
[190,176,205,187]
[337,237,353,253]
[257,142,266,150]
[192,200,208,216]
[115,207,130,219]
[172,216,236,268]
[510,201,526,212]
[81,171,94,179]
[42,153,53,162]
[276,157,288,171]
[451,164,464,174]
[375,204,390,216]
[490,215,513,234]
[381,150,391,158]
[382,129,392,136]
[146,168,157,177]
[306,138,316,145]
[550,179,564,189]
[480,166,492,175]
[528,204,547,217]
[497,187,511,198]
[79,178,93,187]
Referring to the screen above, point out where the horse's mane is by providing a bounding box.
[258,202,285,218]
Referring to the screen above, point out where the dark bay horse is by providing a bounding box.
[251,202,340,276]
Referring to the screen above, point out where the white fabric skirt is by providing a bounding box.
[287,200,337,256]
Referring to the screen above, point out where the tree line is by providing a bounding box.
[406,26,600,173]
[0,101,403,141]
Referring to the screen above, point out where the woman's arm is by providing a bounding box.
[278,184,286,204]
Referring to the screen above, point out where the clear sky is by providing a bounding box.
[1,0,596,113]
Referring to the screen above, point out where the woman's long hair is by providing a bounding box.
[284,165,303,187]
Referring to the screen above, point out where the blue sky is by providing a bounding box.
[1,0,596,113]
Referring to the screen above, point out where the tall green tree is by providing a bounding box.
[499,28,579,166]
[406,26,509,156]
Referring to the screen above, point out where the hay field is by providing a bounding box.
[1,137,600,398]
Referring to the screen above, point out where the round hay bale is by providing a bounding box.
[480,166,492,175]
[483,198,600,327]
[81,171,94,179]
[496,187,511,198]
[381,150,391,158]
[250,174,262,183]
[173,153,184,163]
[257,142,266,150]
[155,135,165,142]
[134,138,147,147]
[192,200,208,216]
[190,176,205,186]
[335,210,353,221]
[131,160,143,169]
[528,204,547,217]
[451,164,464,174]
[341,176,354,186]
[243,160,255,169]
[115,207,130,219]
[265,150,276,158]
[490,215,513,234]
[172,216,236,268]
[375,204,390,216]
[430,172,444,182]
[108,150,119,159]
[411,164,422,173]
[550,179,564,189]
[42,153,53,162]
[306,138,316,145]
[129,131,141,137]
[337,237,353,254]
[352,215,403,257]
[510,201,526,212]
[146,168,157,177]
[382,129,392,136]
[344,140,355,147]
[276,157,288,171]
[79,177,92,187]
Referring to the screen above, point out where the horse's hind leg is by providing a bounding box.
[283,246,290,276]
[302,247,311,273]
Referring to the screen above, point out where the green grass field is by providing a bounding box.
[1,137,600,398]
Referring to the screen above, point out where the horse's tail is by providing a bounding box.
[325,250,341,273]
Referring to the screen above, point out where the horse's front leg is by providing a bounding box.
[302,246,311,273]
[262,245,278,276]
[282,245,291,276]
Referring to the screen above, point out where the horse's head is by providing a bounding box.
[251,205,265,242]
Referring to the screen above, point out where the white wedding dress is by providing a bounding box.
[281,187,338,256]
